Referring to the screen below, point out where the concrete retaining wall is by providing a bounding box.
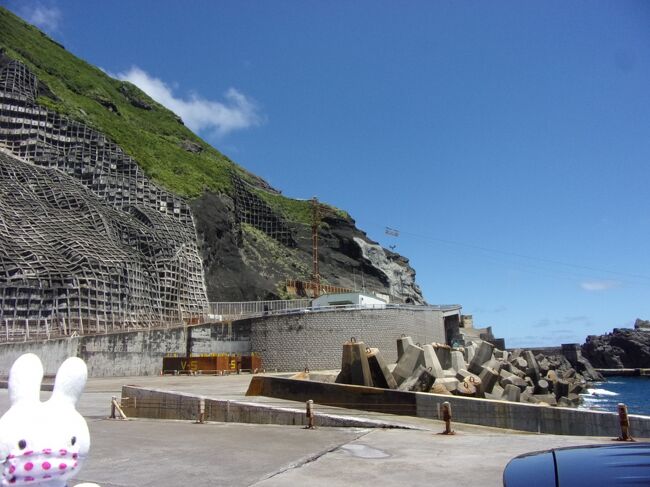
[189,321,250,354]
[0,308,445,376]
[247,376,650,438]
[79,328,186,376]
[250,308,445,372]
[0,338,80,376]
[0,321,250,377]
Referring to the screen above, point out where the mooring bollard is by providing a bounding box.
[305,399,315,429]
[615,403,634,441]
[196,398,205,424]
[110,395,127,420]
[440,401,455,435]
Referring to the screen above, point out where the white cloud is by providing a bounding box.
[580,280,621,292]
[114,66,263,136]
[20,3,61,32]
[535,315,591,328]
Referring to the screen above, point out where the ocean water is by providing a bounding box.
[580,376,650,416]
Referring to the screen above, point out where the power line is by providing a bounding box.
[364,221,650,282]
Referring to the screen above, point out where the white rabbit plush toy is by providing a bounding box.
[0,354,99,487]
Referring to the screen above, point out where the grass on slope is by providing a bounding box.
[255,190,351,224]
[0,7,351,225]
[0,7,243,196]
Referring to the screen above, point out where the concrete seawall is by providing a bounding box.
[246,376,650,437]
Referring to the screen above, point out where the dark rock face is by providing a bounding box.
[191,193,269,301]
[92,94,120,114]
[119,83,152,110]
[317,214,417,301]
[635,318,650,330]
[192,191,426,303]
[582,328,650,368]
[180,139,203,153]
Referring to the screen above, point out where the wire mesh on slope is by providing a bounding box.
[0,58,208,341]
[232,175,295,247]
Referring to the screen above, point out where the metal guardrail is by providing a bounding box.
[208,299,311,319]
[206,300,461,321]
[0,300,461,343]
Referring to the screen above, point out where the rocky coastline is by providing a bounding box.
[582,319,650,369]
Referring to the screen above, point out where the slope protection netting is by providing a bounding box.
[0,58,208,341]
[232,175,295,247]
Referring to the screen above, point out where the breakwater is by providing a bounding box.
[247,375,650,437]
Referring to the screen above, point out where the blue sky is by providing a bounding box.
[5,0,650,347]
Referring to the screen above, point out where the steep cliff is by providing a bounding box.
[0,7,425,316]
[191,191,424,303]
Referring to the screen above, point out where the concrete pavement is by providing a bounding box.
[72,418,610,487]
[0,374,629,486]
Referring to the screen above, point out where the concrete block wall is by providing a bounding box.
[250,308,446,372]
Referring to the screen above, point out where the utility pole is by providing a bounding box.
[311,197,321,297]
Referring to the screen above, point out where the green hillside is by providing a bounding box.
[0,7,346,224]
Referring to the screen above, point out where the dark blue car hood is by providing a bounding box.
[504,443,650,487]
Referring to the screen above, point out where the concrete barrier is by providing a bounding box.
[247,374,417,416]
[120,385,412,429]
[246,376,650,437]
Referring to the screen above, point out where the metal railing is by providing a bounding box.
[0,311,209,343]
[206,300,461,321]
[207,299,311,320]
[0,300,461,343]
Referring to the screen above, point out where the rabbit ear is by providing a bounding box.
[51,356,87,406]
[8,353,44,406]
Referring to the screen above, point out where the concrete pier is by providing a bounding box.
[247,375,650,437]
